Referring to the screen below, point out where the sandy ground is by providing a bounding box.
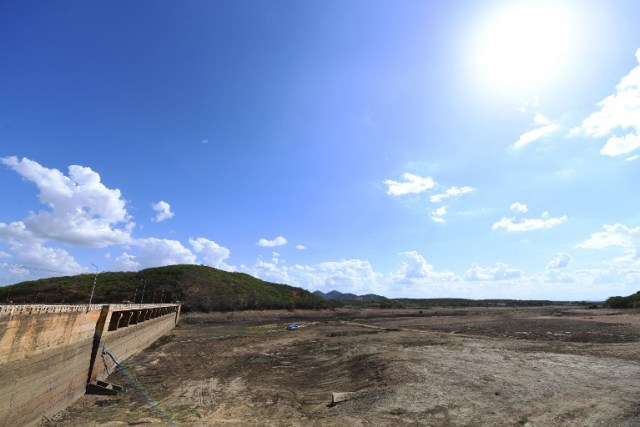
[47,307,640,426]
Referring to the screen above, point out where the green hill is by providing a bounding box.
[0,264,330,312]
[313,290,398,308]
[604,291,640,308]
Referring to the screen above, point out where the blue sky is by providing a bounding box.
[1,0,640,300]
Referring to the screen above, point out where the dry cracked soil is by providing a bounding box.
[47,307,640,426]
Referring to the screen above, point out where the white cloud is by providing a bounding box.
[547,252,572,269]
[230,249,376,294]
[151,201,174,222]
[571,48,640,157]
[384,173,436,196]
[541,269,576,283]
[0,262,32,282]
[576,224,639,250]
[492,214,567,232]
[313,259,380,293]
[601,134,640,157]
[397,251,437,279]
[587,267,640,286]
[3,240,84,278]
[247,257,382,294]
[245,252,462,297]
[112,237,234,272]
[430,206,447,223]
[296,244,306,250]
[256,236,287,247]
[316,260,379,292]
[114,252,140,271]
[509,202,528,213]
[514,113,560,149]
[0,221,39,242]
[271,253,285,266]
[464,262,522,281]
[430,186,474,203]
[189,237,234,271]
[576,224,639,264]
[252,260,290,284]
[390,251,459,285]
[233,249,640,301]
[117,238,197,270]
[518,96,540,113]
[0,156,244,284]
[627,154,639,161]
[1,156,133,247]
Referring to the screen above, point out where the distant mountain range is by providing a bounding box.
[313,290,606,310]
[313,290,357,300]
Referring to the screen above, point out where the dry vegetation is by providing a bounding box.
[49,307,640,426]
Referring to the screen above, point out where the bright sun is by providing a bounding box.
[473,1,574,92]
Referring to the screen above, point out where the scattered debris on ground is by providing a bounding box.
[50,307,640,426]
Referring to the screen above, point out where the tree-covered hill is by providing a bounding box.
[604,291,640,308]
[0,264,330,312]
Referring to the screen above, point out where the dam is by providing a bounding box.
[0,303,181,426]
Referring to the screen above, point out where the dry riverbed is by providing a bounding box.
[48,307,640,426]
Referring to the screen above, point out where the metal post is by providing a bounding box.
[140,279,146,307]
[88,263,99,309]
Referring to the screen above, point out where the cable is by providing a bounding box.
[0,262,84,276]
[103,348,124,369]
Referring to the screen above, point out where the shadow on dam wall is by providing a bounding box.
[0,303,181,427]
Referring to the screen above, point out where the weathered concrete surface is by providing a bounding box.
[89,306,181,383]
[0,306,100,427]
[0,304,180,427]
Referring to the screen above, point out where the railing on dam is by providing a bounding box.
[107,305,179,331]
[0,303,179,316]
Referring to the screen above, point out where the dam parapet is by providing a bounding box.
[0,303,180,427]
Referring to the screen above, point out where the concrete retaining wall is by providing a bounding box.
[89,305,181,383]
[0,303,180,427]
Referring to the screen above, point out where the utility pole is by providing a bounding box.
[88,264,99,309]
[133,282,138,305]
[140,279,146,307]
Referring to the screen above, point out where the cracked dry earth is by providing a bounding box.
[49,307,640,426]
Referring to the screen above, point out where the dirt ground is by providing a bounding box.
[48,307,640,426]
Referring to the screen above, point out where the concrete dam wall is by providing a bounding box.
[0,303,181,427]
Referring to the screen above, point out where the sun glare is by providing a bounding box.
[472,1,574,93]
